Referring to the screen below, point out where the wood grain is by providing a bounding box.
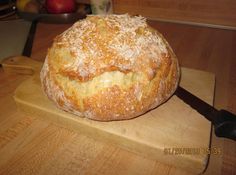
[0,21,236,174]
[1,56,215,173]
[113,0,236,29]
[3,56,214,173]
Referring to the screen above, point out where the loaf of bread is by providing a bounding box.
[40,14,180,121]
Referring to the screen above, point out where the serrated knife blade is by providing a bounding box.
[175,86,236,141]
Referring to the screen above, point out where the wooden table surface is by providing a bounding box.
[0,20,235,175]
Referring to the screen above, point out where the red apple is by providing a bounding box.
[45,0,76,14]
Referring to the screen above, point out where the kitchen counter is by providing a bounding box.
[0,21,235,175]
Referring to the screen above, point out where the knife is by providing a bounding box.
[22,20,38,57]
[2,18,236,141]
[175,86,236,141]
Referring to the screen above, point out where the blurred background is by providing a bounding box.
[1,0,235,62]
[0,0,92,62]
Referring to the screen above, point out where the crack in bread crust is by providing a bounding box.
[40,14,180,121]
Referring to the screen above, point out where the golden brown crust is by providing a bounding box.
[40,14,180,121]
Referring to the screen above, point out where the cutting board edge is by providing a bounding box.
[13,94,208,174]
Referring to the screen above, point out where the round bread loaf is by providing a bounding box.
[40,14,180,121]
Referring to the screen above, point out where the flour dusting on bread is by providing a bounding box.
[40,14,180,121]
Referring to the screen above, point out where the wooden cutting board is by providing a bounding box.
[2,56,215,174]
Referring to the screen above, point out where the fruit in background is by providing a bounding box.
[45,0,76,14]
[16,0,40,13]
[24,1,40,13]
[16,0,31,11]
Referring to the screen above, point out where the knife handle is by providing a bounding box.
[214,110,236,141]
[1,56,42,75]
